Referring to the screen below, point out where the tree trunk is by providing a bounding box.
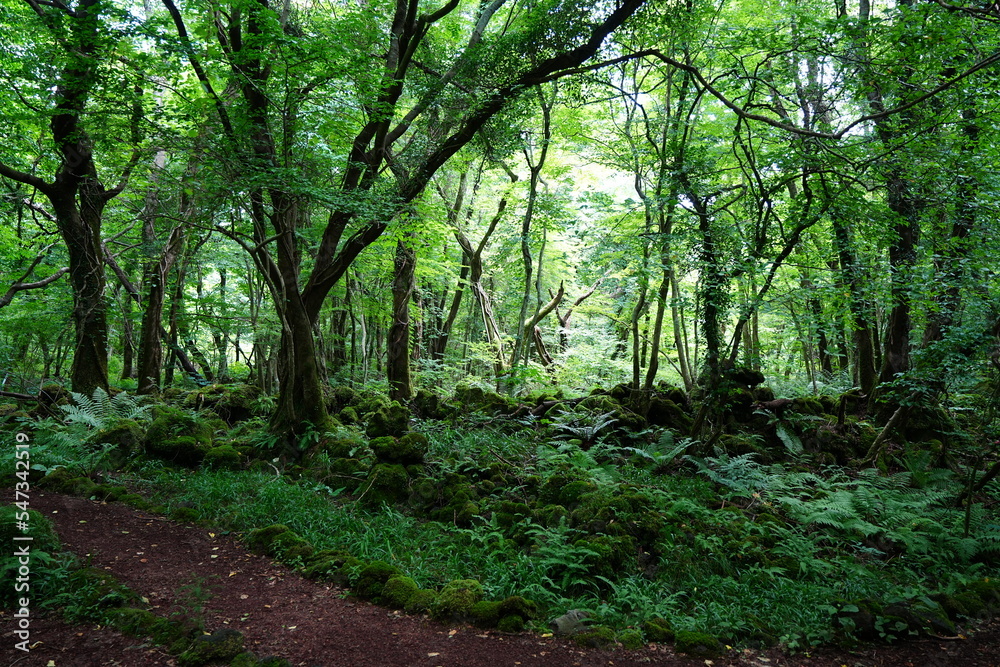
[388,239,415,402]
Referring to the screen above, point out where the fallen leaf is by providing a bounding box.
[209,533,216,538]
[428,653,440,657]
[240,594,248,599]
[79,520,86,524]
[139,559,148,563]
[541,633,553,638]
[229,571,237,577]
[47,661,56,666]
[210,555,218,559]
[287,626,297,630]
[448,629,458,636]
[121,530,129,534]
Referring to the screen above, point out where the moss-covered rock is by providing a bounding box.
[300,551,363,585]
[177,628,244,666]
[674,630,722,657]
[498,595,538,620]
[365,401,410,438]
[203,444,242,470]
[618,628,644,650]
[497,614,526,633]
[0,504,60,555]
[360,463,410,507]
[244,524,293,555]
[352,561,402,600]
[646,397,692,431]
[431,579,483,620]
[88,418,146,453]
[469,600,502,628]
[641,617,674,642]
[574,626,616,648]
[382,576,419,609]
[404,589,438,614]
[211,384,263,424]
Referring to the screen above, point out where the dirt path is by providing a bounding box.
[3,491,1000,667]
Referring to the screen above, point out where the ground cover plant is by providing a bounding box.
[5,380,1000,658]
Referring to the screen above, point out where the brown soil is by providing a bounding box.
[3,491,1000,667]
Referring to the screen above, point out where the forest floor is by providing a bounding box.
[3,491,1000,667]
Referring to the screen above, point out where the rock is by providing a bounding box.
[550,609,591,635]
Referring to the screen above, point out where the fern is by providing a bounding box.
[62,387,150,428]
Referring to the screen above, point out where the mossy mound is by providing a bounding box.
[244,524,304,557]
[360,463,410,507]
[674,630,722,657]
[36,467,98,497]
[352,561,402,600]
[404,589,438,614]
[211,384,263,424]
[364,401,410,438]
[300,551,363,585]
[618,628,645,650]
[371,432,428,465]
[145,407,214,466]
[646,396,692,431]
[382,576,420,608]
[203,444,242,470]
[642,617,674,642]
[469,600,502,628]
[453,383,518,416]
[88,418,146,452]
[177,628,245,666]
[431,579,483,620]
[413,388,454,420]
[574,626,616,648]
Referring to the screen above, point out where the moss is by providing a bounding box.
[93,485,130,502]
[360,463,410,507]
[245,524,293,555]
[212,384,263,424]
[365,401,410,438]
[674,630,722,658]
[177,628,245,666]
[170,506,201,522]
[404,589,437,614]
[966,579,1000,607]
[337,406,360,424]
[574,626,616,648]
[533,504,569,528]
[432,579,483,620]
[395,432,429,464]
[145,407,214,466]
[300,552,363,585]
[106,607,184,644]
[646,397,692,430]
[203,444,242,470]
[148,435,210,467]
[352,561,402,599]
[37,467,80,493]
[497,615,526,633]
[954,591,988,616]
[641,617,674,642]
[470,600,502,628]
[269,531,314,564]
[88,419,146,452]
[618,628,644,650]
[497,595,537,620]
[382,576,419,609]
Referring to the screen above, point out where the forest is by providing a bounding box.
[3,0,1000,662]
